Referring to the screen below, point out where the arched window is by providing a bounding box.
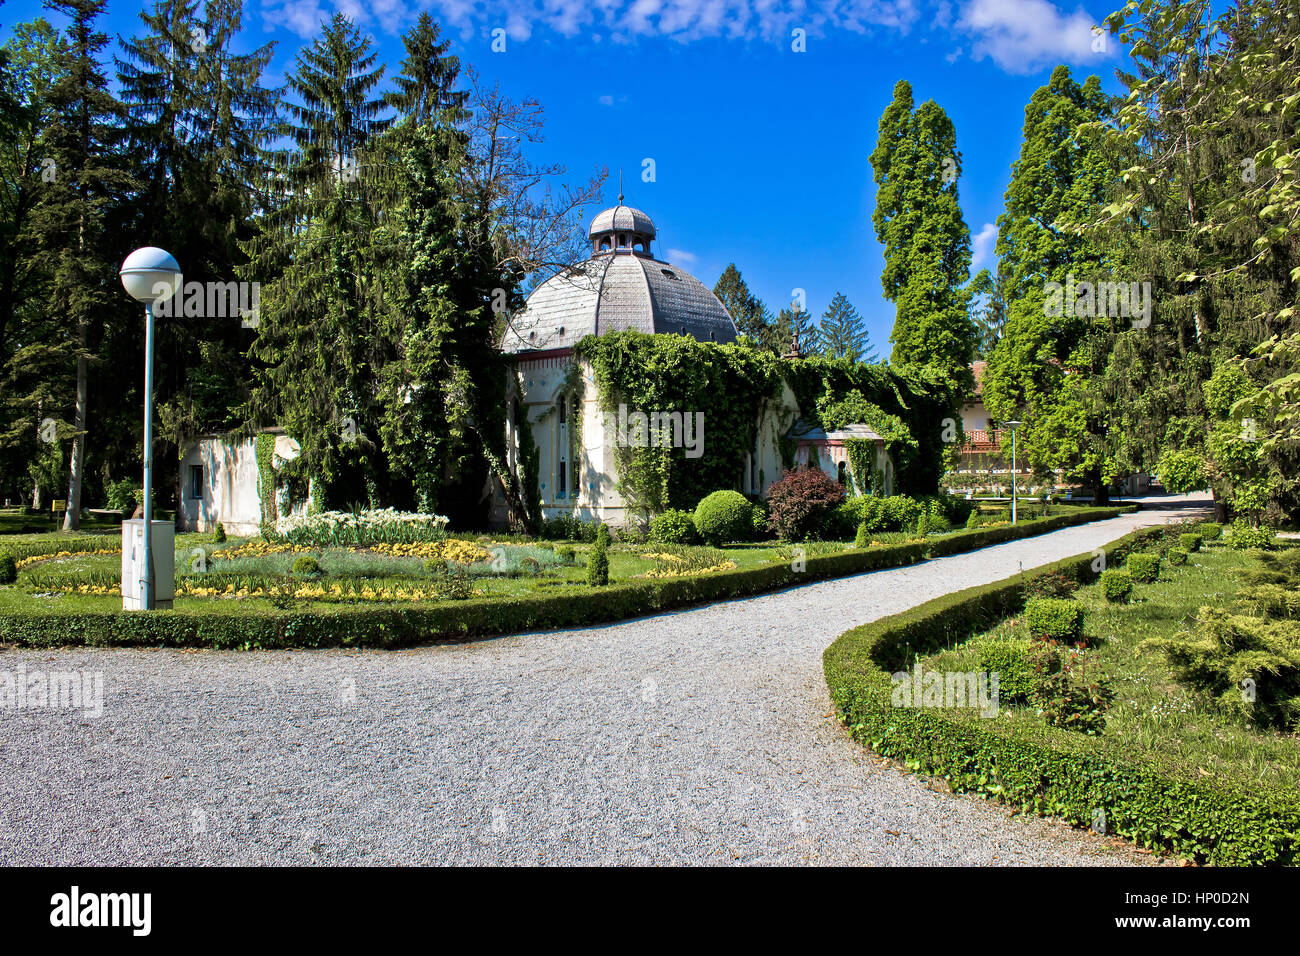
[837,460,847,486]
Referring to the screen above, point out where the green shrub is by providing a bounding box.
[1127,552,1161,583]
[1101,569,1133,603]
[424,558,447,576]
[880,495,924,532]
[694,490,754,545]
[1033,662,1114,736]
[648,509,698,545]
[974,637,1036,703]
[587,527,610,586]
[1024,569,1078,599]
[854,522,869,548]
[1024,597,1085,643]
[1167,547,1189,566]
[0,552,16,585]
[291,555,323,577]
[213,523,227,543]
[914,513,951,536]
[556,546,576,565]
[105,478,140,514]
[1198,521,1222,541]
[596,523,612,548]
[1180,533,1202,553]
[1144,607,1300,732]
[750,502,770,539]
[964,508,980,530]
[1228,520,1274,550]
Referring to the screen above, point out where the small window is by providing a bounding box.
[189,464,203,499]
[661,269,679,280]
[837,461,847,486]
[558,461,567,497]
[559,395,567,424]
[557,325,565,337]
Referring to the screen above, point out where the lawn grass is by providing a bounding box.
[924,541,1300,791]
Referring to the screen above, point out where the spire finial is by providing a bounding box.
[618,169,624,204]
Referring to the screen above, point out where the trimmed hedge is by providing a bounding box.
[823,526,1300,865]
[1100,569,1133,603]
[1180,533,1202,553]
[1024,597,1084,643]
[1127,553,1161,583]
[0,506,1134,651]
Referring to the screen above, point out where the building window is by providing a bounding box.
[558,461,567,497]
[837,460,847,486]
[189,464,203,499]
[559,395,567,424]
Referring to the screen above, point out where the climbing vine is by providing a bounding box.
[575,332,784,518]
[255,433,277,533]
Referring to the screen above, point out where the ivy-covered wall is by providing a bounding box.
[780,357,958,497]
[575,332,785,513]
[573,333,958,513]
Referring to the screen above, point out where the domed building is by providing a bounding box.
[491,196,891,528]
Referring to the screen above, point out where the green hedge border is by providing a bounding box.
[823,526,1300,866]
[0,506,1133,651]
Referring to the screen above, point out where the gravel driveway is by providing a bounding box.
[0,499,1206,865]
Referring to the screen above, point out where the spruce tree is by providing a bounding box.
[24,0,133,527]
[712,263,772,345]
[243,13,393,508]
[818,292,875,362]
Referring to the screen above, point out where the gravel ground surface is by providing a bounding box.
[0,497,1209,866]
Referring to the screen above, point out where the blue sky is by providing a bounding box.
[3,0,1128,353]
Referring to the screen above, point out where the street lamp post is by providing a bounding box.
[119,247,182,610]
[1004,420,1023,525]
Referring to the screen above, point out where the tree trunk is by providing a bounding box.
[62,347,87,530]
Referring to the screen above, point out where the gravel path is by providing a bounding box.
[0,499,1207,865]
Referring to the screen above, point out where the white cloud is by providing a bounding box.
[666,248,697,264]
[971,221,997,270]
[955,0,1109,74]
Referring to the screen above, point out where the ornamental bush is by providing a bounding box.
[1024,597,1085,643]
[291,555,323,577]
[763,469,847,541]
[648,509,697,545]
[0,552,16,585]
[1180,533,1202,553]
[1199,521,1222,541]
[1127,553,1161,583]
[854,523,869,548]
[587,526,610,586]
[880,495,924,532]
[1167,547,1189,566]
[1101,569,1133,602]
[1227,520,1274,550]
[974,637,1036,703]
[693,490,756,545]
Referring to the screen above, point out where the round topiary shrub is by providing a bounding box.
[648,509,698,545]
[694,490,755,545]
[292,554,323,577]
[1199,521,1222,541]
[1127,553,1161,583]
[1167,547,1189,566]
[1024,597,1085,643]
[1179,532,1202,553]
[213,522,227,543]
[0,551,16,585]
[1100,569,1133,603]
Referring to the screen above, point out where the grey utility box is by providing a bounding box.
[121,519,175,610]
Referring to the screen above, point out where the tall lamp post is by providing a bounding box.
[119,247,182,610]
[1004,420,1023,525]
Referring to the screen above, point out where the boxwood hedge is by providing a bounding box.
[823,526,1300,866]
[0,506,1133,651]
